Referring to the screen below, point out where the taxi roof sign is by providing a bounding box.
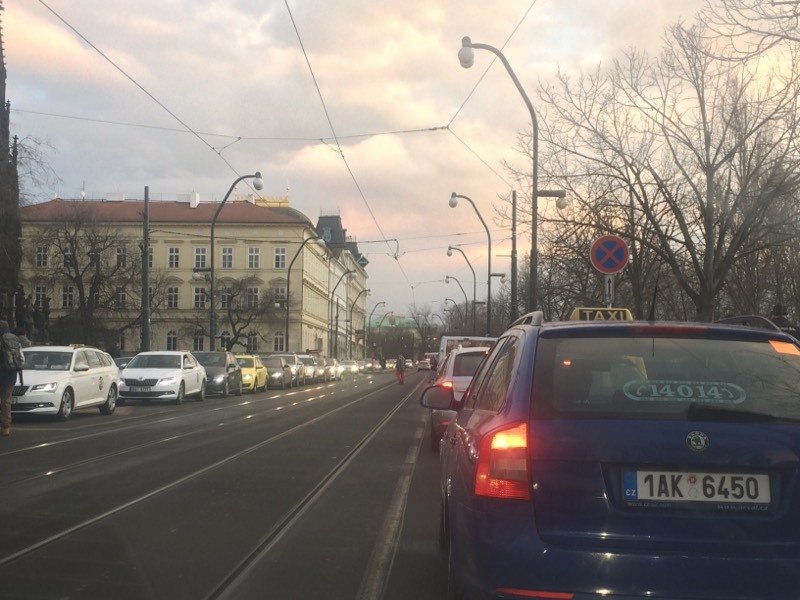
[570,307,634,321]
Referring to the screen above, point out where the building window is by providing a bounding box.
[148,247,154,269]
[62,285,74,308]
[167,287,179,309]
[273,331,285,352]
[115,288,127,308]
[246,331,259,353]
[248,247,260,269]
[193,335,204,352]
[246,287,259,309]
[194,287,206,308]
[35,285,47,308]
[118,333,126,352]
[274,247,286,269]
[63,248,74,268]
[166,331,178,351]
[36,246,49,267]
[220,331,231,350]
[116,247,127,267]
[168,247,180,269]
[222,247,233,269]
[195,247,207,269]
[220,292,231,309]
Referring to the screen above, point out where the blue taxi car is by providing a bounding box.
[422,309,800,599]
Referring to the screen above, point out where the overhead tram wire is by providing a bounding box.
[282,0,412,287]
[447,128,514,189]
[36,0,260,196]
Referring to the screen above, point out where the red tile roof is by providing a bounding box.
[20,199,313,226]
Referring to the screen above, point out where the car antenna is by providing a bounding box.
[647,272,660,321]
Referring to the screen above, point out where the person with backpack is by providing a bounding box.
[0,319,24,437]
[395,353,406,384]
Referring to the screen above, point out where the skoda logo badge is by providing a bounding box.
[686,431,710,453]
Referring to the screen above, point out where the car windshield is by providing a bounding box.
[299,357,315,366]
[23,351,73,371]
[236,357,254,368]
[193,353,226,367]
[533,336,800,422]
[264,358,282,368]
[126,354,181,369]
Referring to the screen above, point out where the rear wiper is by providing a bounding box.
[686,403,800,423]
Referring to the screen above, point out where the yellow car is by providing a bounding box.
[235,354,268,392]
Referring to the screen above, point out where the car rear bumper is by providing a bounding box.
[454,500,800,599]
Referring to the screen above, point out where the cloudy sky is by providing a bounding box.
[6,0,703,320]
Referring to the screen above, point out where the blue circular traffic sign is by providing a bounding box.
[590,235,629,275]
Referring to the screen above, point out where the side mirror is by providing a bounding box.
[73,362,90,372]
[184,364,193,370]
[419,384,457,410]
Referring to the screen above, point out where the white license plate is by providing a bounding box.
[130,386,152,392]
[624,470,770,504]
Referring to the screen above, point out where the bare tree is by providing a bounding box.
[707,0,800,55]
[16,135,60,206]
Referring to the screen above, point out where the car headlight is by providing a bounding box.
[30,382,58,392]
[158,376,178,385]
[243,374,253,380]
[214,375,225,383]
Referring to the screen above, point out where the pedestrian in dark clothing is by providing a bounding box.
[12,328,32,348]
[0,320,24,436]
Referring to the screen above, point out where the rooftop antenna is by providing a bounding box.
[79,180,86,199]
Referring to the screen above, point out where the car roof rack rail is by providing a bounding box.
[511,310,545,327]
[714,315,782,332]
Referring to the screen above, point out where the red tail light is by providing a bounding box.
[441,380,454,389]
[474,422,530,500]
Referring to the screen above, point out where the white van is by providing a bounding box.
[437,335,497,366]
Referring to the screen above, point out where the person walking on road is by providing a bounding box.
[12,327,31,348]
[0,320,24,437]
[395,353,406,384]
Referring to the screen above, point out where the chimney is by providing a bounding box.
[247,193,255,204]
[189,191,200,208]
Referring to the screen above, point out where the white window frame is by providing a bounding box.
[62,285,74,308]
[194,287,206,309]
[168,247,180,269]
[274,247,286,269]
[36,246,49,267]
[167,286,179,309]
[166,331,178,351]
[273,331,285,352]
[221,247,233,269]
[195,247,207,269]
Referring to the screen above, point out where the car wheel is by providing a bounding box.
[56,388,74,421]
[99,385,117,415]
[282,377,288,390]
[196,380,206,401]
[223,380,230,397]
[235,379,243,396]
[174,382,184,405]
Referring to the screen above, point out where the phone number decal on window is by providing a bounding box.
[622,380,746,404]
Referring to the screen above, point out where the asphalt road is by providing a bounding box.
[0,370,448,600]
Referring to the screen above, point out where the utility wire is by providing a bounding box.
[447,128,514,188]
[283,0,412,288]
[448,0,538,127]
[36,0,261,196]
[12,108,449,143]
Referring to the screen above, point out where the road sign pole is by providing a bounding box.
[605,275,614,308]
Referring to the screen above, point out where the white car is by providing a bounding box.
[119,351,206,405]
[12,345,119,421]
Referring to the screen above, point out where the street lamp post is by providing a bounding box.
[348,288,370,359]
[444,298,463,329]
[450,193,492,334]
[447,245,477,335]
[329,269,354,356]
[432,313,445,328]
[285,235,326,352]
[366,301,386,358]
[458,38,568,313]
[209,171,263,350]
[445,276,469,334]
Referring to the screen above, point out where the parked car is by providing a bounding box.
[12,345,119,420]
[297,354,321,383]
[120,351,206,405]
[314,357,329,382]
[417,359,431,371]
[261,356,293,389]
[323,357,341,381]
[269,353,306,386]
[423,310,800,599]
[193,351,242,396]
[428,346,490,452]
[235,354,267,392]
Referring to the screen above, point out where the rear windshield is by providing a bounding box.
[237,357,254,368]
[127,354,181,369]
[453,352,487,377]
[264,358,282,368]
[193,352,226,367]
[532,336,800,422]
[299,357,315,366]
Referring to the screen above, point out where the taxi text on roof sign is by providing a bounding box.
[570,307,634,321]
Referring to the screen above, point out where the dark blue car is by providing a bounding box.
[422,313,800,599]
